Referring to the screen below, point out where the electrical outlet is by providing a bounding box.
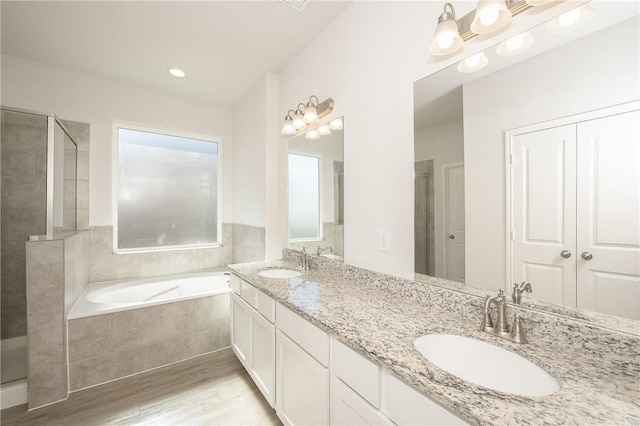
[378,231,390,253]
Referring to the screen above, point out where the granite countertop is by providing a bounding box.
[228,259,640,426]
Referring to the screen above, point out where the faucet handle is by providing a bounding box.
[511,314,528,344]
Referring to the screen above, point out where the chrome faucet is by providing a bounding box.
[512,281,532,304]
[299,247,310,271]
[316,245,333,256]
[480,289,530,343]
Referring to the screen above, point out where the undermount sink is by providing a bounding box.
[258,269,302,279]
[414,334,560,397]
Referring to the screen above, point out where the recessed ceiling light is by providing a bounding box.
[169,68,186,78]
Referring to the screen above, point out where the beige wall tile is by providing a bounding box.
[68,315,111,362]
[69,348,143,391]
[232,224,265,264]
[195,294,230,331]
[26,240,64,320]
[28,313,66,408]
[138,250,198,278]
[141,329,219,371]
[64,231,90,314]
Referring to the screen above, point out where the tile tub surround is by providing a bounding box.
[229,256,640,426]
[89,225,233,282]
[68,293,230,391]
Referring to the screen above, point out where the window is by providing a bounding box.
[288,153,321,240]
[115,125,221,252]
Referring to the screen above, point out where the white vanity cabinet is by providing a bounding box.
[275,303,330,426]
[229,275,276,407]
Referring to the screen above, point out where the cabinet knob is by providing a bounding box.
[560,250,571,259]
[449,235,455,239]
[581,252,593,261]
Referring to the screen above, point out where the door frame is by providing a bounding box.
[504,100,639,295]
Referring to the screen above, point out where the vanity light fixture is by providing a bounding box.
[430,3,464,56]
[547,4,594,34]
[168,68,186,78]
[457,51,489,73]
[470,0,512,35]
[281,96,334,135]
[430,0,559,57]
[497,31,535,56]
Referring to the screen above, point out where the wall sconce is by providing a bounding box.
[430,0,555,57]
[281,96,334,135]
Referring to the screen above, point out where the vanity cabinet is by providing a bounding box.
[229,275,275,407]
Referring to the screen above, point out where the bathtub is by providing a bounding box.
[68,271,230,319]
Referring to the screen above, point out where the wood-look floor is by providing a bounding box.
[1,348,282,426]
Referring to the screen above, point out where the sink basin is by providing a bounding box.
[258,269,302,279]
[414,334,559,397]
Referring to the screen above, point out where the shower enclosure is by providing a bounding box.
[1,107,78,388]
[415,160,434,276]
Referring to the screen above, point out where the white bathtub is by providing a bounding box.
[68,271,230,319]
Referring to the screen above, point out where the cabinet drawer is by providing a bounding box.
[276,303,329,366]
[230,274,242,295]
[241,280,258,307]
[257,291,275,323]
[333,339,381,408]
[386,375,468,426]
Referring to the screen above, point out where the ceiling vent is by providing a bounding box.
[280,0,310,13]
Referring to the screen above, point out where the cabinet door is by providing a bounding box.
[331,378,392,426]
[230,293,250,367]
[276,330,329,426]
[576,110,640,320]
[249,308,275,407]
[511,125,578,306]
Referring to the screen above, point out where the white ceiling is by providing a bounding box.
[1,0,351,106]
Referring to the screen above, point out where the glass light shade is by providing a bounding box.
[305,129,320,140]
[430,18,464,56]
[303,105,318,123]
[329,118,343,130]
[497,31,535,56]
[457,51,489,73]
[547,4,594,34]
[470,0,512,35]
[317,125,331,136]
[292,110,306,129]
[281,116,296,135]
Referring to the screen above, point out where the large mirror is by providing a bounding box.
[414,2,639,324]
[288,118,344,261]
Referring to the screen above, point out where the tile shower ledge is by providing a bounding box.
[228,260,640,426]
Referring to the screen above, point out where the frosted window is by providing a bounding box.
[117,128,220,251]
[289,153,320,240]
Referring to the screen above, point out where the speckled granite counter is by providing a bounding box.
[228,255,640,426]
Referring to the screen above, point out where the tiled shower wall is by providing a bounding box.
[1,111,48,339]
[26,230,89,409]
[68,294,230,390]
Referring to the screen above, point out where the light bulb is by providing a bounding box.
[281,116,296,135]
[437,34,454,50]
[457,52,489,73]
[329,118,343,130]
[558,8,581,27]
[465,54,481,68]
[168,68,186,78]
[480,9,499,26]
[505,34,524,51]
[317,125,331,136]
[305,130,320,140]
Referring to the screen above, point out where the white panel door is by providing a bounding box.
[230,293,250,367]
[444,163,465,283]
[249,309,275,407]
[576,110,640,320]
[511,125,577,306]
[275,330,329,426]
